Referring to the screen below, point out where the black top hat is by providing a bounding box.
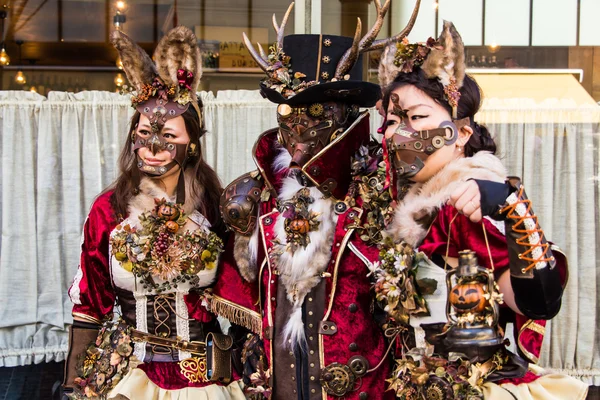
[259,34,381,107]
[243,1,422,107]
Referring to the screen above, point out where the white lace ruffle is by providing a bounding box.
[176,291,191,360]
[133,293,147,362]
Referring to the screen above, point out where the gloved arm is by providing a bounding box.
[62,319,100,392]
[473,178,564,320]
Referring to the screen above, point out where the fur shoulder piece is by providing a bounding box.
[387,152,506,247]
[127,171,204,226]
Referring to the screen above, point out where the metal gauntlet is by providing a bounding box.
[501,178,564,320]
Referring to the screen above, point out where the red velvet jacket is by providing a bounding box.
[68,190,231,390]
[212,113,394,400]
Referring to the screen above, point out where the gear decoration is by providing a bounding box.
[308,103,324,117]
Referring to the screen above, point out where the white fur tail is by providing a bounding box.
[281,306,306,350]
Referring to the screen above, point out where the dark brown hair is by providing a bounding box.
[382,67,496,157]
[107,100,224,234]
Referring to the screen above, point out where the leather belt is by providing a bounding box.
[130,329,206,356]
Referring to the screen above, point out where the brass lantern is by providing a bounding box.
[444,250,505,362]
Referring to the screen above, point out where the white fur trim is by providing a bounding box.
[273,147,292,174]
[248,223,260,270]
[388,152,507,246]
[273,176,337,348]
[281,307,306,349]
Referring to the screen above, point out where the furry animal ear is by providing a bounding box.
[153,26,202,100]
[421,21,466,89]
[110,30,158,92]
[378,43,399,89]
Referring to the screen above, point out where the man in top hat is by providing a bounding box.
[207,2,420,399]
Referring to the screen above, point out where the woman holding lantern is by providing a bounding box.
[370,20,589,399]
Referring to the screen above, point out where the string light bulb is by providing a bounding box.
[29,86,37,93]
[116,0,125,11]
[433,2,439,9]
[116,55,123,69]
[0,47,9,66]
[15,70,26,85]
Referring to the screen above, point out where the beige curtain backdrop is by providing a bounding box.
[0,90,598,385]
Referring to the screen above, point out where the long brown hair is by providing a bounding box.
[107,100,224,234]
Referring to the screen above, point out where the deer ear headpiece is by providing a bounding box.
[381,21,466,119]
[110,26,203,131]
[110,26,203,205]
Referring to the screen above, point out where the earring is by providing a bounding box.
[457,145,463,153]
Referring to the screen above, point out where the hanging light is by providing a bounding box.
[0,5,8,66]
[14,40,26,85]
[15,70,26,85]
[0,47,9,66]
[116,55,123,69]
[29,86,37,93]
[114,0,127,30]
[114,73,124,87]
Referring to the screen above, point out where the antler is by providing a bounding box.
[243,33,270,73]
[272,2,295,51]
[368,0,421,51]
[242,2,294,75]
[334,0,421,79]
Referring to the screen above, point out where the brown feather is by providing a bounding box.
[153,26,202,99]
[421,21,466,88]
[110,30,157,92]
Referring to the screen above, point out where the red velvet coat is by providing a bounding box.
[212,114,394,400]
[68,189,231,390]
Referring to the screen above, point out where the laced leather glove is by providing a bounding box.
[472,178,564,320]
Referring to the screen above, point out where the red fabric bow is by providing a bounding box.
[177,69,194,90]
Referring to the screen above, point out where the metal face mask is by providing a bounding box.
[385,93,469,180]
[132,96,198,176]
[276,101,358,168]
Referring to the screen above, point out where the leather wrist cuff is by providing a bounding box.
[501,178,564,319]
[63,323,100,391]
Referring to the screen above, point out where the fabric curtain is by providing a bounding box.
[0,90,598,385]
